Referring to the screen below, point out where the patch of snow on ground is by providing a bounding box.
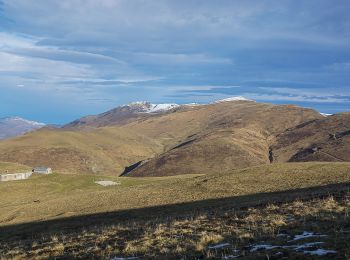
[303,249,337,256]
[111,257,139,260]
[289,231,327,241]
[222,255,240,259]
[95,180,120,186]
[246,241,334,253]
[249,244,280,252]
[208,243,231,249]
[295,242,324,251]
[242,238,337,257]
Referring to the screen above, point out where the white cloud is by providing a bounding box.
[245,93,348,103]
[259,87,350,98]
[0,32,161,95]
[0,33,96,80]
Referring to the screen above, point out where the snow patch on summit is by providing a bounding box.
[125,97,253,113]
[147,103,180,113]
[214,96,253,103]
[125,101,179,113]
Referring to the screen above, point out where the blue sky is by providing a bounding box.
[0,0,350,124]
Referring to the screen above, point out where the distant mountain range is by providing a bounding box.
[0,117,45,140]
[1,99,250,139]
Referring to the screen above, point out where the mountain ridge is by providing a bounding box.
[0,117,45,140]
[0,99,325,175]
[0,98,347,176]
[62,96,254,129]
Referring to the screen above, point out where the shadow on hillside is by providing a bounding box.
[1,182,349,242]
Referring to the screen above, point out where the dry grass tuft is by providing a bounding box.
[2,191,350,259]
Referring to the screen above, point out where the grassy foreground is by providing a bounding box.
[1,190,350,259]
[0,162,349,227]
[0,162,350,258]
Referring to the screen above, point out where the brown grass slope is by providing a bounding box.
[125,101,322,176]
[4,193,349,259]
[0,162,349,227]
[0,101,322,176]
[1,163,350,259]
[62,102,184,129]
[273,112,350,163]
[0,127,163,174]
[0,161,32,173]
[63,106,150,129]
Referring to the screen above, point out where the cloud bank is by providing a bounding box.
[0,0,349,123]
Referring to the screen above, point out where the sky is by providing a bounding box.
[0,0,350,124]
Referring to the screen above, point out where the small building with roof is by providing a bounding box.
[0,172,32,182]
[33,167,52,174]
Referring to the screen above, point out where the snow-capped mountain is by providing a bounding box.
[127,96,252,112]
[5,117,46,127]
[63,102,181,128]
[0,117,46,140]
[125,101,180,113]
[63,97,256,128]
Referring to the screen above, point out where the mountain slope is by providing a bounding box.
[0,99,332,176]
[0,117,45,140]
[272,112,350,163]
[123,101,323,176]
[0,127,162,174]
[63,102,180,129]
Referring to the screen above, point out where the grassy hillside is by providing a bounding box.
[0,162,349,227]
[0,163,349,259]
[273,112,350,163]
[0,127,163,175]
[0,101,323,176]
[0,161,32,173]
[124,102,323,176]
